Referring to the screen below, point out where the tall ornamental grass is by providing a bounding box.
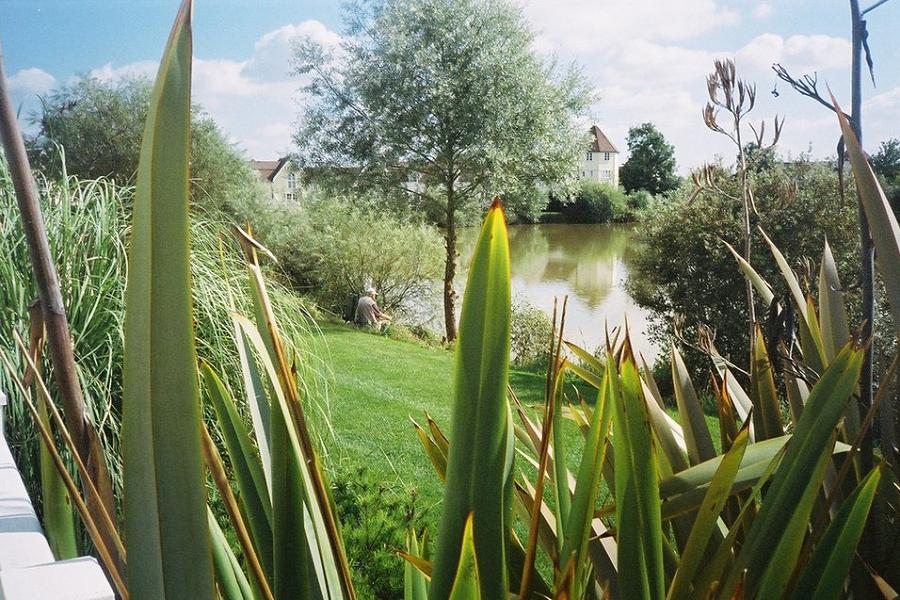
[0,163,329,508]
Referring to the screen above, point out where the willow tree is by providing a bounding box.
[293,0,589,340]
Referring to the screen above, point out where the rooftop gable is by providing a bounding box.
[589,125,619,153]
[249,157,291,182]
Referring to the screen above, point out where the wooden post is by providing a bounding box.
[0,43,116,544]
[0,41,93,467]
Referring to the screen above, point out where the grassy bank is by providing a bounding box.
[317,320,720,534]
[317,321,553,527]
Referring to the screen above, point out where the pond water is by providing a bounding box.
[458,223,658,363]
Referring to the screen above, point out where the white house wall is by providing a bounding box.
[580,151,619,188]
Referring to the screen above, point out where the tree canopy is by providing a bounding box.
[871,138,900,214]
[294,0,590,339]
[26,75,257,213]
[619,122,679,195]
[870,138,900,180]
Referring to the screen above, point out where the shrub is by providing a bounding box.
[628,159,859,372]
[331,467,421,599]
[308,199,444,316]
[627,189,654,211]
[564,180,628,223]
[510,298,553,367]
[243,194,445,319]
[26,75,260,216]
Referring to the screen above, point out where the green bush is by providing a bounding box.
[510,298,553,367]
[331,466,422,599]
[628,159,859,372]
[241,194,445,320]
[26,75,260,216]
[627,189,654,211]
[563,180,628,223]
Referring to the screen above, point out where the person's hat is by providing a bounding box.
[365,287,377,295]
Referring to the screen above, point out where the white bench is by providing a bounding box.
[0,391,114,600]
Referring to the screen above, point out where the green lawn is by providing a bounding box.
[314,320,720,538]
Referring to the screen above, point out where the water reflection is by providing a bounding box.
[459,223,658,362]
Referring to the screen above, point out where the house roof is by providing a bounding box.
[249,157,290,182]
[589,125,618,153]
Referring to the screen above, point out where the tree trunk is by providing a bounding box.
[443,186,458,341]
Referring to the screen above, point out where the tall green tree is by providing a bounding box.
[620,122,679,195]
[293,0,590,340]
[27,75,257,213]
[870,138,900,180]
[871,138,900,213]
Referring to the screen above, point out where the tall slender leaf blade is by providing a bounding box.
[405,528,430,600]
[818,239,850,362]
[658,439,851,520]
[760,229,826,371]
[564,340,604,373]
[562,367,612,597]
[726,342,864,596]
[790,466,881,600]
[671,345,716,465]
[448,516,482,600]
[613,343,665,600]
[755,432,838,599]
[121,2,214,597]
[724,240,775,306]
[643,381,688,473]
[38,393,78,559]
[833,95,900,336]
[667,421,750,600]
[202,362,274,583]
[233,234,354,598]
[760,228,807,323]
[233,318,272,484]
[431,202,512,600]
[208,507,255,600]
[749,326,783,441]
[232,315,327,598]
[551,367,571,553]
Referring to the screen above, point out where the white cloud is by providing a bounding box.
[73,20,342,160]
[737,34,850,73]
[754,3,774,19]
[524,0,739,54]
[244,20,342,82]
[88,61,158,83]
[590,31,856,169]
[8,67,56,95]
[189,20,343,159]
[863,86,900,150]
[7,68,56,133]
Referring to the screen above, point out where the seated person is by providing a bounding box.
[355,287,391,329]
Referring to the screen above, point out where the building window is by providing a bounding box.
[586,151,593,161]
[603,152,610,161]
[601,170,612,180]
[284,193,295,202]
[287,172,298,190]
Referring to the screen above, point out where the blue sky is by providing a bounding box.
[2,0,898,171]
